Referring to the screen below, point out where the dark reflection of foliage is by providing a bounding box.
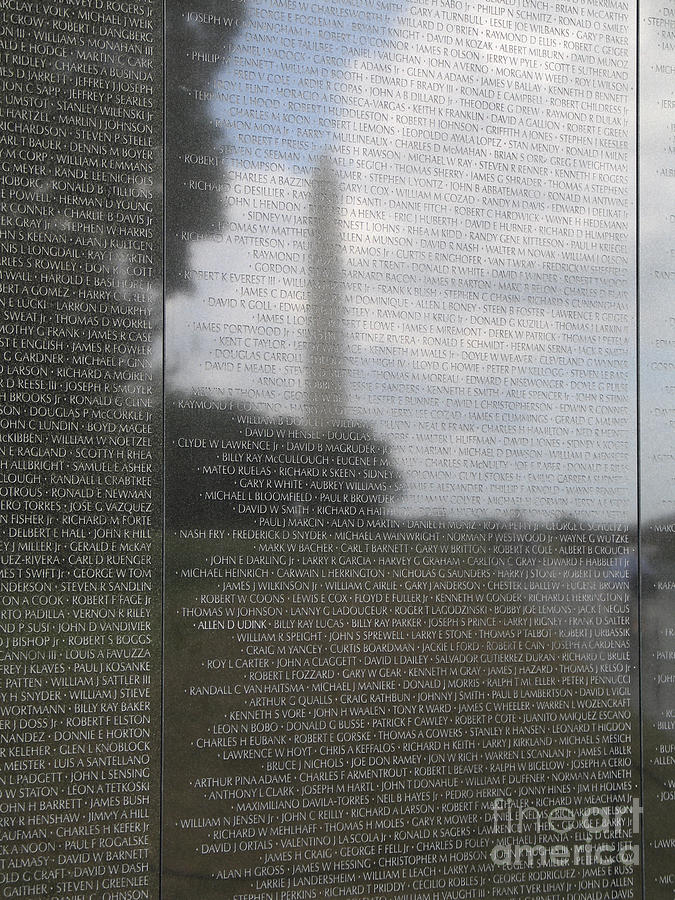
[166,0,245,293]
[166,394,401,527]
[641,517,675,595]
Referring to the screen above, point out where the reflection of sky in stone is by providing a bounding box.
[167,0,638,522]
[213,0,409,170]
[640,15,675,522]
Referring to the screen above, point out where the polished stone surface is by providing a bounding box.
[162,0,640,895]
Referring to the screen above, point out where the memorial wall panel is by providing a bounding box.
[0,0,669,898]
[640,3,675,896]
[163,0,639,896]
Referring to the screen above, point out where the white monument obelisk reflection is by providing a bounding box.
[305,155,347,431]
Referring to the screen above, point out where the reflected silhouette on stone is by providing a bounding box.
[162,4,641,896]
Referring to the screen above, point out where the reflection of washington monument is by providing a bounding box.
[302,155,401,518]
[306,155,346,430]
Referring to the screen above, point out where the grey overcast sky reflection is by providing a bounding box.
[166,0,637,523]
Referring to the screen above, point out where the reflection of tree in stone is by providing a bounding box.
[165,0,245,294]
[167,153,401,528]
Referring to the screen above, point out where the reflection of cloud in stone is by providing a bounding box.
[167,0,637,523]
